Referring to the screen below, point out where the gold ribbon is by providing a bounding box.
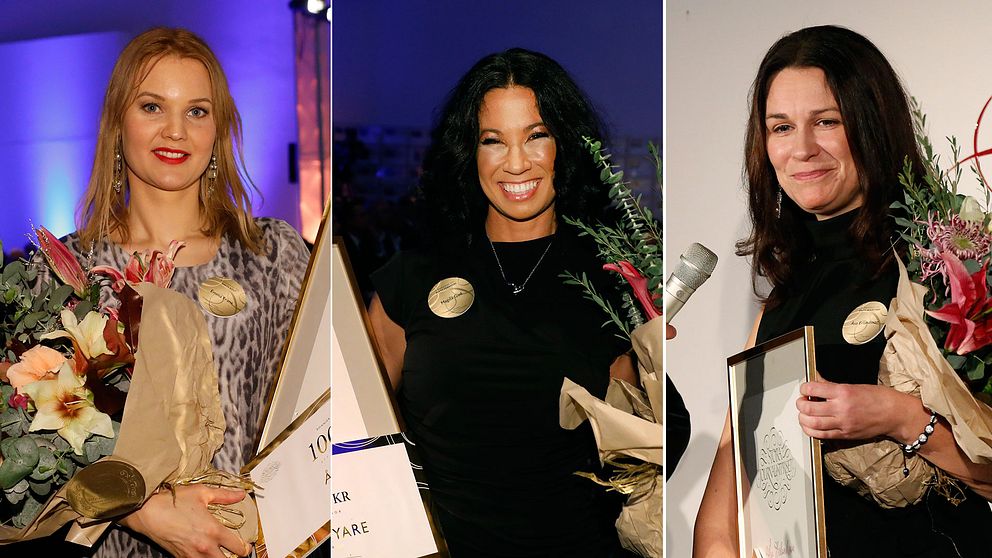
[574,457,660,496]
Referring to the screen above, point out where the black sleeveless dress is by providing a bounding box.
[372,228,631,557]
[755,210,992,557]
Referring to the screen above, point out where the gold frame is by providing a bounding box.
[727,326,827,558]
[331,239,448,557]
[331,239,403,437]
[256,201,332,453]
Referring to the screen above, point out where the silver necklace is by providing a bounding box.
[488,236,554,295]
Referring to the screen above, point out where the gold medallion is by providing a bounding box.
[842,301,888,345]
[198,276,248,317]
[428,277,475,318]
[65,460,146,520]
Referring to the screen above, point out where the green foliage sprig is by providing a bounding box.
[563,138,662,338]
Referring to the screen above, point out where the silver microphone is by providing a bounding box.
[665,242,718,324]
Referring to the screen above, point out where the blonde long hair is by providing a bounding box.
[78,27,264,253]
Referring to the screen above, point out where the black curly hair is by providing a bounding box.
[419,48,609,245]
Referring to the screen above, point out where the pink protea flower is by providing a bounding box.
[926,251,992,355]
[603,260,661,321]
[33,226,89,297]
[92,240,185,292]
[919,213,992,284]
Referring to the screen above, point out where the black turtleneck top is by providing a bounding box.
[755,209,990,558]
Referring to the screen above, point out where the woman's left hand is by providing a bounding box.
[796,380,918,441]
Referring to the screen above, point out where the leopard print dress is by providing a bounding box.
[55,218,309,557]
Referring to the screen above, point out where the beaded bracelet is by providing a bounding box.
[902,410,938,455]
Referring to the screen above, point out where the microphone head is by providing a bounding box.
[674,242,718,290]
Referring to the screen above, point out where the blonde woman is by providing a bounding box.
[26,28,309,558]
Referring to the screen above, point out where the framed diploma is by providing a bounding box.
[256,202,332,452]
[244,390,331,558]
[727,326,826,558]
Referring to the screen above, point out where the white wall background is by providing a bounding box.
[666,2,992,556]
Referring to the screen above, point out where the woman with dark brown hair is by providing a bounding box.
[693,25,992,557]
[25,27,309,558]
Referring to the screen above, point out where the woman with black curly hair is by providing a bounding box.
[368,48,636,557]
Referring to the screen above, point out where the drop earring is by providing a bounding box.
[112,147,123,194]
[206,154,218,197]
[776,187,783,219]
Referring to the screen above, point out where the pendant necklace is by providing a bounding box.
[488,236,554,295]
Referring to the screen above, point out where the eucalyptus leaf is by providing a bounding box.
[49,284,73,310]
[28,446,57,482]
[12,494,43,527]
[947,354,967,369]
[73,301,93,320]
[28,478,52,497]
[4,479,28,504]
[968,360,986,382]
[57,456,78,477]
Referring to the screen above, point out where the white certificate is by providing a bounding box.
[728,326,826,558]
[332,441,438,557]
[247,393,331,558]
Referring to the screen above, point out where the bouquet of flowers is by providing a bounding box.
[0,226,137,530]
[824,99,992,508]
[559,138,663,557]
[0,229,256,549]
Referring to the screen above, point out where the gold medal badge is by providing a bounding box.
[65,460,146,519]
[198,276,248,318]
[842,301,888,345]
[428,277,475,318]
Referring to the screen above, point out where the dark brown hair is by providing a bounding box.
[736,25,923,304]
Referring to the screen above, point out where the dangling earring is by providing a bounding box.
[112,147,123,194]
[206,154,218,197]
[775,187,783,219]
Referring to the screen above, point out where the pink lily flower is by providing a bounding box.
[925,251,992,355]
[34,226,88,298]
[603,260,661,321]
[92,240,185,292]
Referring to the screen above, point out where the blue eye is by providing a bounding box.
[189,107,209,118]
[142,103,161,113]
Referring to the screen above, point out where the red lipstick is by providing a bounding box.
[152,147,190,165]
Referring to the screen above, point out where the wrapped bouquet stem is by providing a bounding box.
[825,257,992,508]
[560,318,663,558]
[0,282,257,548]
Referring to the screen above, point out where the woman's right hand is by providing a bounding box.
[119,485,251,558]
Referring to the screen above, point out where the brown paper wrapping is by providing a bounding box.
[824,257,992,508]
[0,283,258,549]
[559,318,663,558]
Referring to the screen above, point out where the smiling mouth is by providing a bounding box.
[153,149,190,165]
[499,179,539,201]
[792,169,832,181]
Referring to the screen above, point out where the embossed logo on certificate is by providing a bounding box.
[842,301,887,345]
[757,427,797,511]
[428,277,475,318]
